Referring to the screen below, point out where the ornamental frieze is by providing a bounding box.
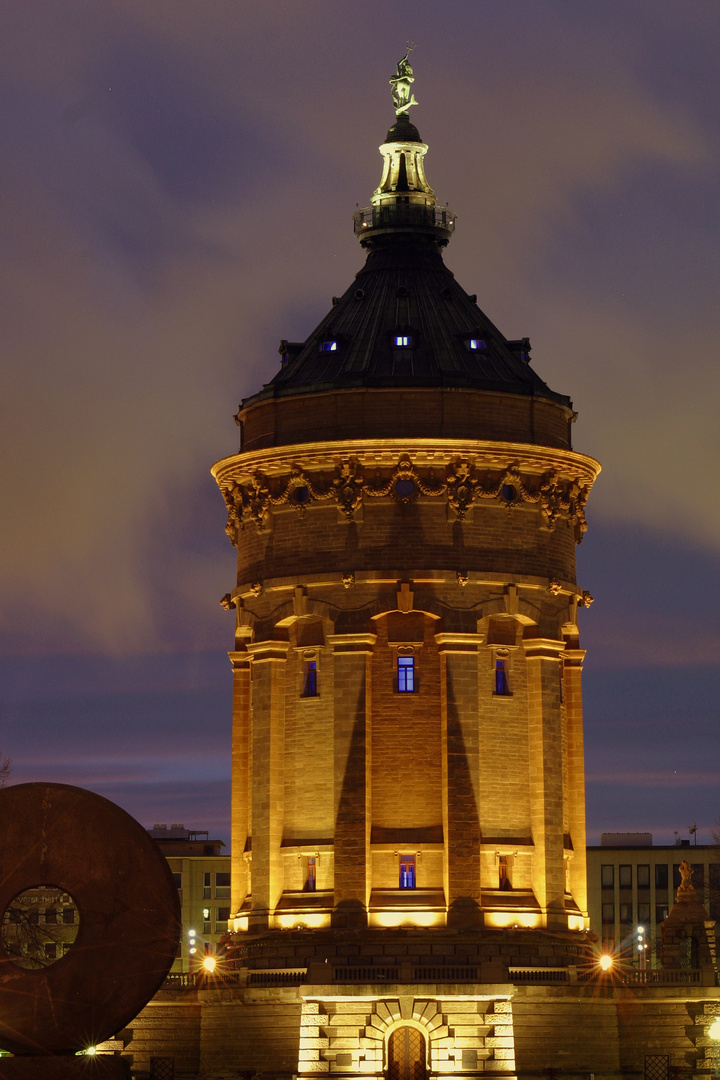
[220,450,593,547]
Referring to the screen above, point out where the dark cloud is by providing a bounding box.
[1,0,719,841]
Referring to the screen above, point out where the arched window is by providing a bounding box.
[388,1025,427,1080]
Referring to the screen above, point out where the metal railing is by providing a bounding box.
[333,966,399,982]
[162,964,704,989]
[509,967,569,984]
[623,968,701,985]
[353,203,456,238]
[247,968,307,986]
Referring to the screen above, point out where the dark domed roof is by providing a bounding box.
[240,78,571,414]
[385,116,422,143]
[243,238,570,409]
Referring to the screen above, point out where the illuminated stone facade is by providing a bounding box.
[211,108,600,946]
[113,58,720,1080]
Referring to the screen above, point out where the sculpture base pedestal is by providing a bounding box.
[0,1059,130,1078]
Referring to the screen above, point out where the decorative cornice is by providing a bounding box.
[326,633,378,654]
[245,641,291,662]
[522,638,567,661]
[212,440,599,548]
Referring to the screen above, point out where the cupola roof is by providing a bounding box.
[242,52,571,412]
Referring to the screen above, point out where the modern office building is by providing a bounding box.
[586,834,720,965]
[147,826,229,973]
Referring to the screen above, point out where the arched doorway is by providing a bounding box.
[387,1025,427,1080]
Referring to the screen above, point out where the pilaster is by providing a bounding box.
[328,633,376,928]
[524,637,566,929]
[245,640,289,928]
[228,649,252,916]
[436,632,483,929]
[563,647,588,920]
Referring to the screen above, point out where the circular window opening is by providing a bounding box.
[395,479,416,499]
[292,485,310,505]
[500,484,517,503]
[2,885,80,970]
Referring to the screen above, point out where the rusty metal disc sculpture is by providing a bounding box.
[0,783,181,1056]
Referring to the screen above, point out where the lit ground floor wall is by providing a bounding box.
[100,983,720,1079]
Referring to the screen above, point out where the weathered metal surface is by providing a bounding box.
[0,783,180,1055]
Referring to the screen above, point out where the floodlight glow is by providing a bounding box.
[599,954,613,971]
[709,1018,720,1041]
[203,956,217,973]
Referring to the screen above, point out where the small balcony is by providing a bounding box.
[353,203,456,241]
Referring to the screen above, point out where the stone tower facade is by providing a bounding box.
[115,58,720,1080]
[213,60,599,946]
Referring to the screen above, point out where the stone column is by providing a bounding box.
[328,633,376,929]
[228,649,252,918]
[524,638,566,929]
[437,632,483,929]
[563,647,588,921]
[245,640,289,929]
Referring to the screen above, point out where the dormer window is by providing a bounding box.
[320,340,337,352]
[279,339,304,368]
[467,337,487,351]
[394,335,412,347]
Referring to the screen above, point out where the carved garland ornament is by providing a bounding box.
[221,455,590,545]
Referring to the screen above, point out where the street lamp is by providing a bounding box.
[708,1017,720,1077]
[599,954,613,972]
[636,926,647,975]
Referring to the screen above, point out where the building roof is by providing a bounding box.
[241,67,571,413]
[248,242,570,408]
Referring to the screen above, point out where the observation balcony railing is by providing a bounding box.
[353,202,456,239]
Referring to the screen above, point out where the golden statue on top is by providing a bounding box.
[390,44,419,116]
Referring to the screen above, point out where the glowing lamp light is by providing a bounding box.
[203,955,217,973]
[599,954,613,972]
[709,1018,720,1041]
[189,947,197,955]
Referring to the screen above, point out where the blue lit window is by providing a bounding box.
[320,340,337,352]
[394,335,412,347]
[468,338,486,351]
[399,854,416,889]
[303,660,318,697]
[494,658,510,696]
[398,655,415,693]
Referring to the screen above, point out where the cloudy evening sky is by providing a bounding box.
[2,1,720,846]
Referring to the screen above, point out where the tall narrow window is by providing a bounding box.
[303,660,318,697]
[399,854,416,889]
[397,655,415,693]
[498,855,510,890]
[601,865,615,889]
[494,658,510,695]
[305,857,317,892]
